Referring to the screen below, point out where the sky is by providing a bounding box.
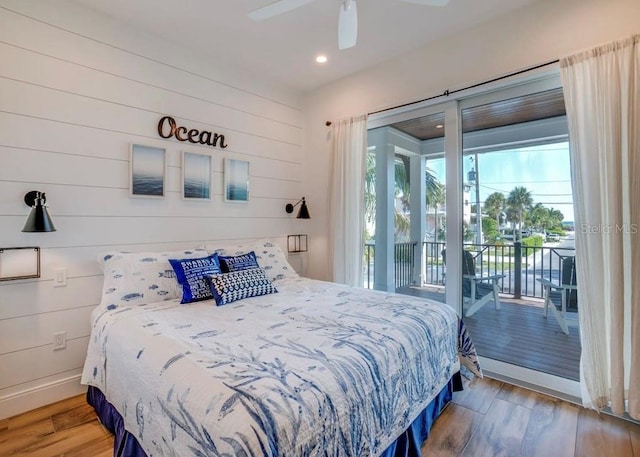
[132,144,165,176]
[426,142,574,224]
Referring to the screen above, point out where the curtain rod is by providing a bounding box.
[324,58,560,126]
[368,59,560,116]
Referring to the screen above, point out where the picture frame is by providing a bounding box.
[182,151,212,200]
[129,144,166,198]
[224,158,250,203]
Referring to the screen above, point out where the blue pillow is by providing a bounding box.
[218,251,259,273]
[208,268,277,306]
[169,254,221,304]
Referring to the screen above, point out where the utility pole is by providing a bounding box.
[468,156,483,245]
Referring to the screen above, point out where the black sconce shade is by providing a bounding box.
[22,191,57,232]
[285,197,310,219]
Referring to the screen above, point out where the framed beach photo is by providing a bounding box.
[130,144,166,198]
[224,158,249,203]
[182,151,212,200]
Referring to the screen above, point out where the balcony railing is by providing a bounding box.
[423,241,576,299]
[364,242,416,290]
[364,241,575,299]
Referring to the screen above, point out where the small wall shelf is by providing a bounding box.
[0,246,41,281]
[287,235,308,253]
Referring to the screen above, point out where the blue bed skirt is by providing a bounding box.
[87,372,462,457]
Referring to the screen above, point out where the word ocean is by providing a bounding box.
[157,116,228,149]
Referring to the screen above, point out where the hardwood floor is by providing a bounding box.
[1,378,638,456]
[0,394,112,457]
[422,376,639,457]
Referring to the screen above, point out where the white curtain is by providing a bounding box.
[560,35,640,419]
[330,115,368,287]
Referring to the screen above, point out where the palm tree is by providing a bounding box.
[527,203,548,232]
[425,167,445,208]
[394,158,411,241]
[363,154,444,242]
[364,154,376,226]
[507,186,533,241]
[548,208,565,228]
[484,192,506,231]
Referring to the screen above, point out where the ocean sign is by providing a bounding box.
[158,116,228,149]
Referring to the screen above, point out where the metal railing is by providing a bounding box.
[395,242,416,288]
[422,241,576,299]
[364,243,375,289]
[363,242,416,290]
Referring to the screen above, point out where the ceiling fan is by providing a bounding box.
[249,0,450,50]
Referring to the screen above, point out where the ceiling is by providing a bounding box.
[391,87,567,140]
[70,0,543,93]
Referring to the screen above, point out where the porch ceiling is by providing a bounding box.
[391,87,566,141]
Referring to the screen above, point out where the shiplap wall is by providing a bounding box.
[0,0,304,419]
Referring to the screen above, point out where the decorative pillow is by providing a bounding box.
[98,249,207,309]
[218,251,260,273]
[208,268,278,306]
[250,239,299,281]
[169,254,221,304]
[204,239,299,281]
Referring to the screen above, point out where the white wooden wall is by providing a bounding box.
[0,0,305,419]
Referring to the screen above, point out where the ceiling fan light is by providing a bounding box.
[338,0,358,50]
[400,0,449,6]
[248,0,315,21]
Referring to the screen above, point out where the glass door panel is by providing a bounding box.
[367,107,451,304]
[459,83,580,381]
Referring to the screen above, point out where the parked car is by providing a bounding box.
[546,232,560,242]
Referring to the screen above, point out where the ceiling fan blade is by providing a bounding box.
[338,0,358,50]
[249,0,315,21]
[400,0,449,6]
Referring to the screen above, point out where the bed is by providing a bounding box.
[81,240,480,457]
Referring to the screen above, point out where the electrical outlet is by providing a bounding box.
[53,331,67,350]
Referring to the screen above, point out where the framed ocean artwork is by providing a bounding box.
[224,158,249,203]
[129,144,166,198]
[182,151,212,200]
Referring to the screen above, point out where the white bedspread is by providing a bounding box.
[81,277,461,456]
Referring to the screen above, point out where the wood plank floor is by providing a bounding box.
[0,394,112,457]
[397,286,581,381]
[1,378,638,457]
[422,376,639,457]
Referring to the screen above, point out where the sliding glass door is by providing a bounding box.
[367,73,581,398]
[459,78,580,389]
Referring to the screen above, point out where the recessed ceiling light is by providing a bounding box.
[316,55,328,64]
[435,124,444,129]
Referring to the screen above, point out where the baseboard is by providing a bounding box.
[0,374,86,420]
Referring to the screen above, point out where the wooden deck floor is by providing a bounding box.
[397,286,581,381]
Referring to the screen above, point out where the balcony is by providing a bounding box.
[364,240,581,381]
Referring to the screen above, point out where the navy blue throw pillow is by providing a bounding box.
[169,254,221,304]
[218,251,260,273]
[208,268,277,306]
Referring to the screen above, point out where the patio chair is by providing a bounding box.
[441,249,505,317]
[536,256,578,335]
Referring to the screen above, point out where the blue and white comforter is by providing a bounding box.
[81,278,474,456]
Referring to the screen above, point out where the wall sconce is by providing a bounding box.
[287,234,308,253]
[22,191,57,232]
[285,197,310,219]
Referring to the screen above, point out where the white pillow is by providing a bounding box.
[203,239,299,282]
[98,249,207,309]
